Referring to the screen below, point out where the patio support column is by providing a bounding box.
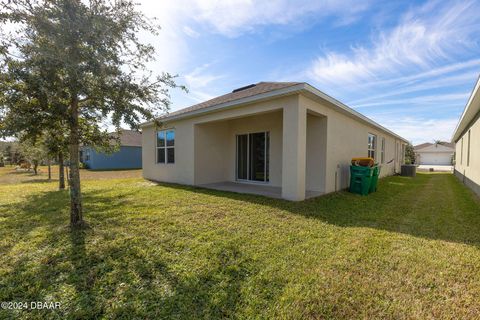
[281,102,307,201]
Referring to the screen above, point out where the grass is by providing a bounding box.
[0,167,479,319]
[0,165,142,184]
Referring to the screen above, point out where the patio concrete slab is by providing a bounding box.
[199,181,323,200]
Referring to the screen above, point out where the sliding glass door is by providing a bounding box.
[236,132,269,182]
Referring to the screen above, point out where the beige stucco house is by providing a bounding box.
[141,82,408,201]
[453,76,480,196]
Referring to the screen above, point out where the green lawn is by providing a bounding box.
[0,168,479,319]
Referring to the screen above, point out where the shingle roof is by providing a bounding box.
[414,142,454,151]
[167,82,301,118]
[110,129,142,147]
[142,81,408,143]
[438,141,455,149]
[414,143,433,150]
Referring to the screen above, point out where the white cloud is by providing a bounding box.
[183,26,200,38]
[348,69,479,106]
[191,0,371,37]
[182,64,224,103]
[300,0,480,144]
[184,64,224,89]
[307,0,480,86]
[135,0,373,109]
[353,92,471,108]
[137,0,373,74]
[372,116,459,144]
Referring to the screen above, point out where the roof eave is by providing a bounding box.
[452,75,480,142]
[140,83,409,143]
[302,84,409,143]
[140,83,305,127]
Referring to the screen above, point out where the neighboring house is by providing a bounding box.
[80,130,142,170]
[414,142,454,165]
[141,82,408,201]
[452,76,480,196]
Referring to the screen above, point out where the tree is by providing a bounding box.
[405,143,415,164]
[4,145,12,164]
[0,0,183,227]
[18,138,48,174]
[43,125,69,189]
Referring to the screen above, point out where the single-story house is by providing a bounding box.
[452,75,480,196]
[141,82,408,201]
[80,129,142,170]
[414,142,454,165]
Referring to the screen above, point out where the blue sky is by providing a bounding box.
[138,0,480,144]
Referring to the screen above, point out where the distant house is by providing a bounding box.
[452,75,479,196]
[414,142,454,165]
[140,82,408,201]
[80,130,142,170]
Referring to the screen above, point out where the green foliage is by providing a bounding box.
[18,137,48,173]
[405,143,415,164]
[0,170,480,318]
[0,141,15,163]
[79,162,89,170]
[0,0,185,141]
[0,0,184,225]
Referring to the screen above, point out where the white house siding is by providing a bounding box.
[454,114,480,196]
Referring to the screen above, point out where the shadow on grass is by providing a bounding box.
[0,188,277,319]
[20,179,59,184]
[2,173,478,318]
[150,173,480,246]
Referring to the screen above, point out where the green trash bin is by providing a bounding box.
[369,165,381,193]
[349,165,373,195]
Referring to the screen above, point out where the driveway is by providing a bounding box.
[417,164,453,172]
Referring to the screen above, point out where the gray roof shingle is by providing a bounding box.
[414,142,454,151]
[167,82,301,118]
[414,143,433,150]
[110,129,142,147]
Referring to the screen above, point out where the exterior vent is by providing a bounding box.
[232,84,256,93]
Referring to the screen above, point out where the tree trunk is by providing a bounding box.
[47,159,52,180]
[33,160,38,175]
[69,98,83,227]
[59,152,65,190]
[66,165,70,186]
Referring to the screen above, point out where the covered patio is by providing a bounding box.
[193,100,328,201]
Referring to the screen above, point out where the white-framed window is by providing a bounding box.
[156,129,175,164]
[381,137,385,164]
[368,133,377,160]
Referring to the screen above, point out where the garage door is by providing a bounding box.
[419,153,452,165]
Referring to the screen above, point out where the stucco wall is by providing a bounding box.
[299,95,404,193]
[142,95,295,185]
[194,121,229,185]
[142,92,406,197]
[142,120,195,185]
[306,113,327,192]
[454,113,480,196]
